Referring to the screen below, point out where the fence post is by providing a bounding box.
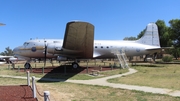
[32,76,37,98]
[27,71,30,86]
[64,65,66,75]
[110,63,113,70]
[12,63,15,69]
[86,61,88,73]
[42,67,44,75]
[44,91,50,101]
[18,66,20,72]
[8,65,10,70]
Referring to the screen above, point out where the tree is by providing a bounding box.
[156,20,171,47]
[169,19,180,47]
[0,47,13,56]
[137,29,145,39]
[136,20,172,47]
[168,19,180,59]
[123,36,137,40]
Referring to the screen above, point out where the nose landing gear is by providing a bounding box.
[24,62,31,69]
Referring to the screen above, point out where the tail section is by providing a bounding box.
[136,23,160,47]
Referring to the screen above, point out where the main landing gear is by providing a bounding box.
[24,61,79,69]
[72,62,79,69]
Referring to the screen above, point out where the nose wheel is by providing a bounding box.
[24,63,31,69]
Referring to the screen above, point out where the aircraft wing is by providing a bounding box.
[62,21,94,59]
[0,56,14,59]
[0,56,14,64]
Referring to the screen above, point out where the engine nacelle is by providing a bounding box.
[57,56,67,61]
[47,43,62,54]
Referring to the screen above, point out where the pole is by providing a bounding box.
[44,91,50,101]
[18,66,20,72]
[27,71,30,86]
[64,65,66,75]
[42,67,44,75]
[32,76,37,98]
[86,61,89,73]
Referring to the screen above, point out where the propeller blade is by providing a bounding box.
[44,41,47,68]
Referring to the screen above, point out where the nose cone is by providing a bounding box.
[13,46,21,55]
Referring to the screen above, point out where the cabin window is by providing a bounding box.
[106,46,109,48]
[53,41,61,43]
[95,46,97,48]
[101,46,103,48]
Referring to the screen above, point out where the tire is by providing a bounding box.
[24,63,31,69]
[72,62,79,69]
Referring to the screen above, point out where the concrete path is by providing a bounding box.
[66,68,180,97]
[1,68,180,97]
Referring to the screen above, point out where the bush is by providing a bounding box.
[162,56,173,62]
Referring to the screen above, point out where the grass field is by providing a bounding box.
[0,77,180,101]
[1,62,180,100]
[108,63,180,90]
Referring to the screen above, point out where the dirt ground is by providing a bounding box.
[0,85,38,101]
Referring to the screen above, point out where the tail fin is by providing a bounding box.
[136,23,160,47]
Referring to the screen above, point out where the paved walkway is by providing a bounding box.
[1,68,180,97]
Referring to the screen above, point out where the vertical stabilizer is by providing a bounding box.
[136,23,160,47]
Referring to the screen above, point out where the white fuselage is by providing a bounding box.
[13,22,161,62]
[13,39,160,60]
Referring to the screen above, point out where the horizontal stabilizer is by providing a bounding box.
[145,47,173,50]
[145,47,162,50]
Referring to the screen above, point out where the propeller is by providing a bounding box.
[44,40,47,69]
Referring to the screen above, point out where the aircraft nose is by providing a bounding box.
[13,46,21,55]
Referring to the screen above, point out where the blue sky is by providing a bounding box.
[0,0,180,52]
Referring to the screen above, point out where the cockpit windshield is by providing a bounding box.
[23,42,29,46]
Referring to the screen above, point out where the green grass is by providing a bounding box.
[108,63,180,90]
[1,77,180,101]
[1,62,180,100]
[0,77,27,85]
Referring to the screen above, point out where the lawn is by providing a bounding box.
[0,77,180,101]
[1,62,180,100]
[108,63,180,90]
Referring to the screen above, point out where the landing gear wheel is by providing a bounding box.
[72,62,79,69]
[24,63,31,69]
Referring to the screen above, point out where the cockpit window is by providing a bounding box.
[23,42,29,46]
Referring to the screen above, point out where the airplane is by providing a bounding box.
[0,55,25,64]
[0,58,7,64]
[13,21,161,69]
[0,55,13,64]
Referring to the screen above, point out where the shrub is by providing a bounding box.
[162,56,173,62]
